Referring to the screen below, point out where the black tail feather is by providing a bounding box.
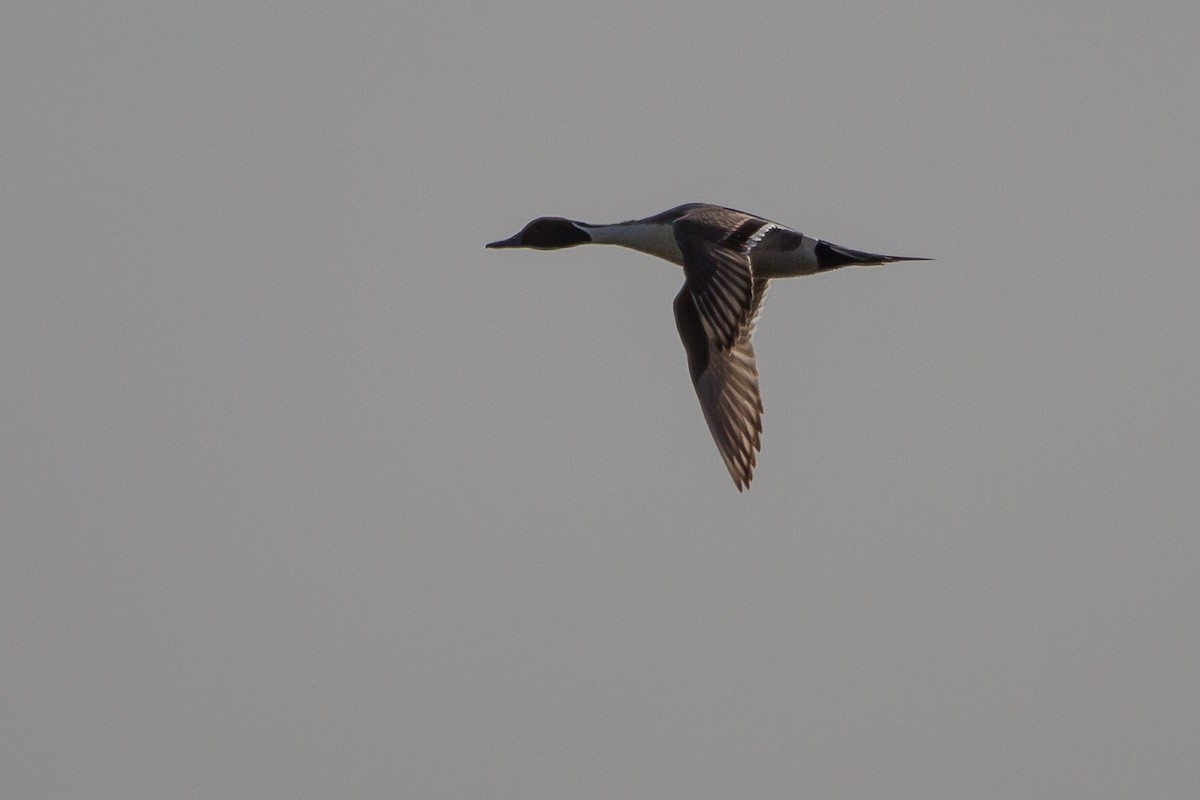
[815,240,931,272]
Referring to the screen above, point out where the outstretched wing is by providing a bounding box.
[672,206,775,350]
[673,278,769,491]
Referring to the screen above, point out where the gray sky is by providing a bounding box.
[3,2,1199,798]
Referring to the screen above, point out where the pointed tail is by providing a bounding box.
[815,240,932,271]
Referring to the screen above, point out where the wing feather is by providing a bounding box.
[673,279,769,490]
[672,207,771,350]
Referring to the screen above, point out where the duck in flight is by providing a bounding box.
[487,203,928,490]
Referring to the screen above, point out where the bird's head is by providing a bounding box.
[486,217,592,250]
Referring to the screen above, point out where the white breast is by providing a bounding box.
[586,222,685,266]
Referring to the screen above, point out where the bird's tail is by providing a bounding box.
[815,240,932,271]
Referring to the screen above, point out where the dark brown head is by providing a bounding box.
[486,217,592,250]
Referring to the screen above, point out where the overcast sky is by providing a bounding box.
[3,3,1199,798]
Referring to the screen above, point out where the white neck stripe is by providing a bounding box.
[584,222,684,266]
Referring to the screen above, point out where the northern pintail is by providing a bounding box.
[487,203,928,491]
